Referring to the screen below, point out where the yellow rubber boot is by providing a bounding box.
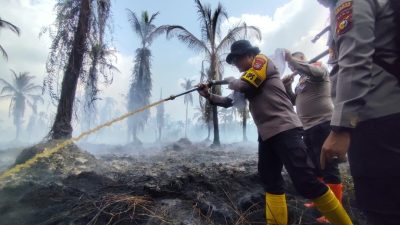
[328,183,343,203]
[265,193,288,225]
[312,189,353,225]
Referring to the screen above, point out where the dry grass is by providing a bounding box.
[222,189,264,225]
[68,193,173,225]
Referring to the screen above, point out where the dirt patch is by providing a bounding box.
[0,140,369,225]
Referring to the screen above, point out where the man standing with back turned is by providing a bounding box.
[283,51,343,224]
[317,0,400,224]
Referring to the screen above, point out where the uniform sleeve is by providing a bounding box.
[227,78,258,95]
[331,0,376,128]
[287,58,328,81]
[208,94,233,108]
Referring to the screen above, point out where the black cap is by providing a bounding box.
[226,40,260,64]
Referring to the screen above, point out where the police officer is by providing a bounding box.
[197,40,353,225]
[317,0,400,224]
[282,51,343,224]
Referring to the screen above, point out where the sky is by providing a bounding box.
[0,0,330,142]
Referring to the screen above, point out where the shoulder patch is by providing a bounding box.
[253,56,267,70]
[335,1,353,36]
[241,55,268,88]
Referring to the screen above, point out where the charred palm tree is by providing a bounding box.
[0,70,42,140]
[126,10,168,143]
[43,0,114,139]
[26,96,45,142]
[156,89,165,141]
[167,0,261,146]
[82,0,117,132]
[219,107,234,131]
[198,61,213,141]
[99,97,117,123]
[82,44,118,132]
[236,102,249,142]
[181,78,195,138]
[0,17,20,60]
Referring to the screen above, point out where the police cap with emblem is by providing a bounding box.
[226,40,260,64]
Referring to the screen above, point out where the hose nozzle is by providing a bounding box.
[208,80,229,86]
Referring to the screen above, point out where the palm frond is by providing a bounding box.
[216,23,261,54]
[23,84,42,93]
[148,11,160,25]
[146,25,169,46]
[27,94,44,104]
[0,44,9,60]
[210,3,228,45]
[0,78,17,94]
[8,97,15,117]
[126,9,144,42]
[0,94,13,99]
[10,69,18,82]
[0,18,20,35]
[101,61,120,73]
[1,87,16,96]
[167,25,210,54]
[194,0,212,43]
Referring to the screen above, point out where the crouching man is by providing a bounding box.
[197,40,352,225]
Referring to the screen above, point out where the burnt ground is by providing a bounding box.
[0,139,369,225]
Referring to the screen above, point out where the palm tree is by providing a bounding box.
[233,92,248,142]
[219,107,234,131]
[82,0,117,131]
[42,0,113,139]
[156,89,165,141]
[181,78,196,138]
[0,70,42,140]
[126,10,168,143]
[100,97,117,123]
[27,95,45,141]
[49,0,91,139]
[193,106,213,141]
[167,0,261,146]
[198,61,213,141]
[0,17,20,60]
[82,44,118,132]
[237,104,249,142]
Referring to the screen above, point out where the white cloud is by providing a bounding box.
[221,0,330,66]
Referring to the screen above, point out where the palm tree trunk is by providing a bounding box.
[206,122,211,141]
[51,0,91,139]
[242,109,248,142]
[132,129,138,143]
[158,126,162,141]
[126,129,131,143]
[185,101,188,138]
[15,123,21,140]
[210,57,220,146]
[212,105,220,146]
